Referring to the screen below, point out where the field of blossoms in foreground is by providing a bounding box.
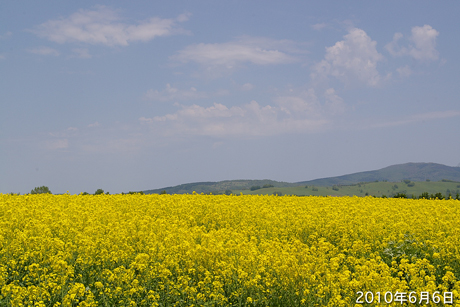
[0,194,459,307]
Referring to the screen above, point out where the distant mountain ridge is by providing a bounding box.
[143,162,460,194]
[143,179,293,195]
[298,162,460,186]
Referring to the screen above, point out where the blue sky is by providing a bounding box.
[1,1,459,194]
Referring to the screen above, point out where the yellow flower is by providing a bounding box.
[1,193,459,306]
[94,282,104,289]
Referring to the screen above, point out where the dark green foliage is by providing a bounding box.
[415,191,459,200]
[241,182,460,199]
[407,182,415,187]
[224,189,232,195]
[94,189,104,195]
[262,184,274,188]
[403,179,411,184]
[393,192,407,198]
[332,185,339,191]
[419,192,430,199]
[30,186,52,194]
[272,191,283,196]
[250,186,261,191]
[160,190,167,195]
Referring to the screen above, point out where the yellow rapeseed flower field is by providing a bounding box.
[1,194,459,306]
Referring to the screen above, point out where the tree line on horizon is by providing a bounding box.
[7,186,144,196]
[5,184,460,200]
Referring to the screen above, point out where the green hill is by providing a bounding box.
[143,162,460,195]
[297,162,460,186]
[143,179,294,195]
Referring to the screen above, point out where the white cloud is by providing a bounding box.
[396,65,412,78]
[171,36,302,69]
[241,83,254,91]
[312,28,384,87]
[88,122,100,128]
[385,25,439,61]
[47,139,69,150]
[143,84,228,102]
[144,84,207,102]
[31,6,190,46]
[274,89,320,116]
[72,48,92,58]
[312,23,327,31]
[49,126,79,138]
[27,46,60,56]
[0,31,12,39]
[324,88,345,114]
[139,88,340,137]
[372,110,460,128]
